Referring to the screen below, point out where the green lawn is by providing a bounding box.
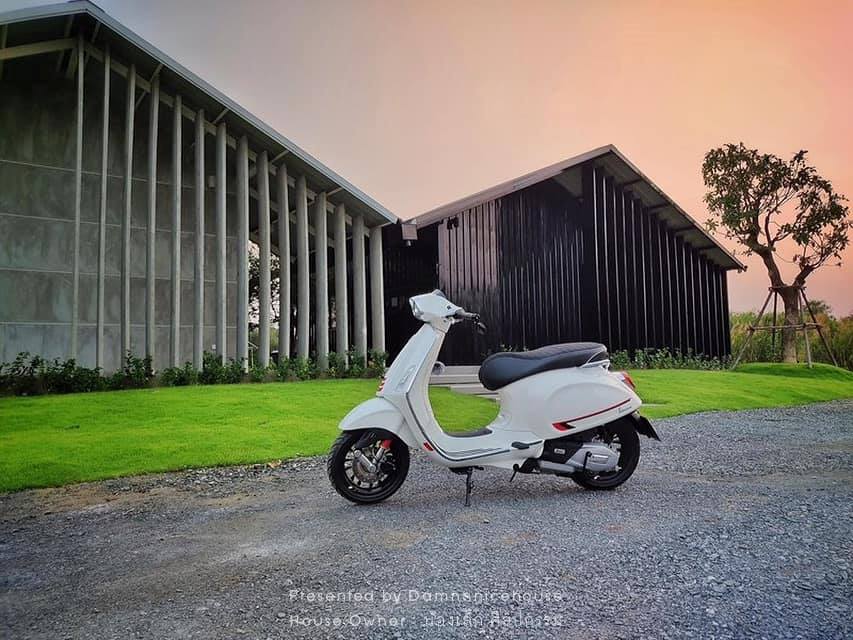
[633,363,853,419]
[1,364,851,492]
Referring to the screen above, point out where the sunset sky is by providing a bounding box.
[7,0,851,313]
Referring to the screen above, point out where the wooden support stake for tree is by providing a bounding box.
[800,288,839,368]
[731,289,773,369]
[732,285,840,370]
[799,293,812,367]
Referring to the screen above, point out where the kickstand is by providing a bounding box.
[464,467,474,507]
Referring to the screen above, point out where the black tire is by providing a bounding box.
[327,430,410,504]
[571,418,640,490]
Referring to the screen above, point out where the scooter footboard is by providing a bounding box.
[338,397,420,449]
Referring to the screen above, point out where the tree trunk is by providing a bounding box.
[778,287,801,363]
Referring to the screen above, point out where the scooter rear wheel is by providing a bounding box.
[571,419,640,490]
[327,431,410,504]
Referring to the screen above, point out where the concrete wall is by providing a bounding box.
[0,59,238,371]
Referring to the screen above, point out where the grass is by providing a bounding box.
[0,380,497,493]
[1,363,851,492]
[633,363,853,419]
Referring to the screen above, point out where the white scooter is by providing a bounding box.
[328,290,659,505]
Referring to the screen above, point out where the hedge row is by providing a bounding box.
[0,348,387,397]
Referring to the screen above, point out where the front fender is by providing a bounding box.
[339,397,418,448]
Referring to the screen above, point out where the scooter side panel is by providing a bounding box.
[498,367,641,439]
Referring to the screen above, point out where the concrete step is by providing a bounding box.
[449,384,498,400]
[439,365,480,375]
[430,373,481,385]
[450,383,493,395]
[429,364,497,401]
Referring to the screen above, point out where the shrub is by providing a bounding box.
[105,352,155,390]
[275,357,296,381]
[291,357,316,381]
[160,362,198,387]
[0,352,107,396]
[199,351,245,384]
[2,352,43,396]
[609,348,728,370]
[346,348,366,378]
[248,362,271,383]
[223,358,245,384]
[199,351,224,384]
[366,349,387,378]
[327,352,346,379]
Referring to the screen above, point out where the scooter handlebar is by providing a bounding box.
[453,310,488,335]
[453,310,479,321]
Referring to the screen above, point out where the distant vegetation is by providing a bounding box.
[731,300,852,371]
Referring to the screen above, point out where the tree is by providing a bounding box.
[703,143,851,362]
[248,249,280,329]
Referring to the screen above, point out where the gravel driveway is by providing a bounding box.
[1,401,851,639]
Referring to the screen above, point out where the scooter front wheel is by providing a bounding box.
[327,430,410,504]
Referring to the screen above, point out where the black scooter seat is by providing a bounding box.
[478,343,607,391]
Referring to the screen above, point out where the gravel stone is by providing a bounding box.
[0,400,851,639]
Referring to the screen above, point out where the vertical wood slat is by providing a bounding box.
[96,44,110,368]
[121,64,135,359]
[369,225,385,352]
[193,109,205,369]
[170,94,182,367]
[71,34,84,359]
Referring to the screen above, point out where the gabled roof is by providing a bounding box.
[0,0,397,227]
[412,145,744,270]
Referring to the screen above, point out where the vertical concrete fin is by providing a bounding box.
[236,136,249,369]
[97,43,110,369]
[193,109,205,369]
[145,76,160,360]
[334,203,348,360]
[277,165,291,359]
[352,214,367,359]
[295,175,310,360]
[215,122,227,363]
[257,151,271,368]
[121,64,135,360]
[314,192,329,370]
[71,34,84,360]
[170,94,182,367]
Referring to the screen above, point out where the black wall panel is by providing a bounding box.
[384,161,733,364]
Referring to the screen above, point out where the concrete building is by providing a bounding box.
[0,1,395,372]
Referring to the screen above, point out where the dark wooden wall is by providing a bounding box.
[383,161,731,364]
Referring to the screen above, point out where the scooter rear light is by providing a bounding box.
[552,421,572,432]
[616,370,636,391]
[423,441,434,452]
[377,377,386,393]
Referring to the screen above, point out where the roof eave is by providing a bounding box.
[411,144,744,271]
[0,1,397,226]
